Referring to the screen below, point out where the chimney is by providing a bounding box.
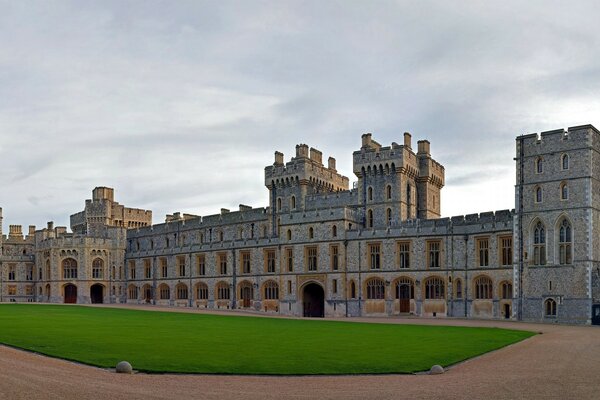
[328,157,337,171]
[309,148,323,164]
[274,151,284,166]
[28,225,36,235]
[403,132,412,150]
[362,133,372,147]
[417,140,430,156]
[47,221,54,230]
[296,144,309,158]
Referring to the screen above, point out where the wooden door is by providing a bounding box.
[399,284,410,313]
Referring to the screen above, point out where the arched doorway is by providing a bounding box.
[90,284,104,304]
[64,284,77,304]
[302,283,324,318]
[239,281,253,308]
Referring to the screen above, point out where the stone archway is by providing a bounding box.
[302,283,324,318]
[64,284,77,304]
[90,284,104,304]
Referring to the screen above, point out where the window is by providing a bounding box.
[264,281,279,300]
[8,265,15,281]
[386,208,392,225]
[241,252,251,274]
[197,255,205,276]
[286,248,293,272]
[306,246,318,271]
[176,284,188,300]
[474,276,493,299]
[178,257,186,277]
[386,185,392,200]
[562,154,569,170]
[291,196,296,210]
[145,259,152,279]
[26,265,33,281]
[369,243,381,269]
[366,278,385,299]
[128,260,136,280]
[160,258,168,278]
[196,283,208,300]
[330,245,339,271]
[455,279,462,299]
[406,184,412,219]
[533,221,546,265]
[332,225,337,237]
[367,209,373,228]
[216,282,230,300]
[424,277,445,299]
[219,231,224,242]
[368,186,373,201]
[159,284,170,300]
[477,238,489,267]
[350,281,356,298]
[536,157,543,174]
[8,285,16,295]
[398,241,410,268]
[545,298,557,317]
[287,229,292,241]
[128,285,138,300]
[287,280,292,294]
[501,281,512,299]
[308,227,314,239]
[265,250,276,273]
[25,285,33,296]
[63,258,78,279]
[332,279,338,294]
[561,183,568,200]
[92,258,104,279]
[46,260,51,280]
[427,241,441,268]
[218,253,228,275]
[500,237,512,266]
[559,219,572,265]
[535,186,542,203]
[277,197,282,211]
[394,277,414,299]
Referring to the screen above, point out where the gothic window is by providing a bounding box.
[369,243,381,269]
[176,283,188,300]
[277,197,282,211]
[474,275,493,299]
[394,277,414,299]
[367,209,373,228]
[533,221,546,265]
[291,196,296,210]
[196,283,208,300]
[286,248,293,272]
[535,186,542,203]
[178,257,186,277]
[62,258,78,279]
[406,184,412,218]
[306,246,318,271]
[196,255,205,276]
[477,238,489,267]
[501,281,512,299]
[218,253,228,275]
[92,258,104,279]
[8,265,15,281]
[287,229,292,240]
[350,281,356,298]
[366,278,385,299]
[455,279,462,299]
[386,208,392,225]
[536,157,543,174]
[561,183,568,200]
[424,277,445,300]
[330,245,339,270]
[561,154,569,170]
[265,250,276,273]
[368,186,373,201]
[545,298,557,317]
[427,241,441,268]
[500,237,513,266]
[264,281,279,300]
[159,284,170,300]
[216,282,230,300]
[309,227,314,239]
[128,285,138,300]
[241,252,251,274]
[160,258,168,278]
[559,218,572,265]
[332,225,337,237]
[386,185,392,200]
[398,241,410,268]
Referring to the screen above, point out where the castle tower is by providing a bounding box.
[264,144,349,235]
[353,132,444,228]
[515,124,599,324]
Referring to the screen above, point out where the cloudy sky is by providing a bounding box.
[1,1,600,230]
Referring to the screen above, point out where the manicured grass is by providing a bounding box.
[0,304,534,374]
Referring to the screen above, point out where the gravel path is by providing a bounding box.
[1,304,599,400]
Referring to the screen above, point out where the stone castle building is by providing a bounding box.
[2,125,600,325]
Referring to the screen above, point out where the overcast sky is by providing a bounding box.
[1,1,600,231]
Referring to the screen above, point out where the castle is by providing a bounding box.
[2,125,600,325]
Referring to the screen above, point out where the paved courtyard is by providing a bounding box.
[0,305,599,400]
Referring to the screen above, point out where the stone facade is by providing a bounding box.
[2,125,600,325]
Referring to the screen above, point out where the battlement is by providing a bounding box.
[517,124,599,154]
[278,207,361,225]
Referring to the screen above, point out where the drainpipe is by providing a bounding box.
[358,240,362,316]
[517,135,525,321]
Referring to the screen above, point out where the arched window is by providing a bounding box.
[366,278,385,299]
[350,281,356,299]
[455,279,462,299]
[367,209,373,228]
[394,277,414,299]
[219,231,224,241]
[291,196,296,210]
[277,198,282,211]
[309,227,314,239]
[128,285,138,300]
[332,225,337,237]
[559,218,572,265]
[196,283,208,300]
[287,229,292,241]
[159,284,170,300]
[535,186,542,203]
[562,154,569,170]
[545,298,557,316]
[386,185,392,200]
[264,281,279,300]
[45,260,51,280]
[216,282,230,300]
[92,258,103,279]
[62,258,77,279]
[406,184,412,218]
[474,276,493,299]
[500,281,512,299]
[368,187,373,201]
[533,221,546,265]
[424,277,445,299]
[560,183,568,200]
[536,157,543,174]
[176,284,188,300]
[386,208,392,226]
[238,227,243,240]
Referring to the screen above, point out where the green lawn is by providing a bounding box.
[0,304,534,374]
